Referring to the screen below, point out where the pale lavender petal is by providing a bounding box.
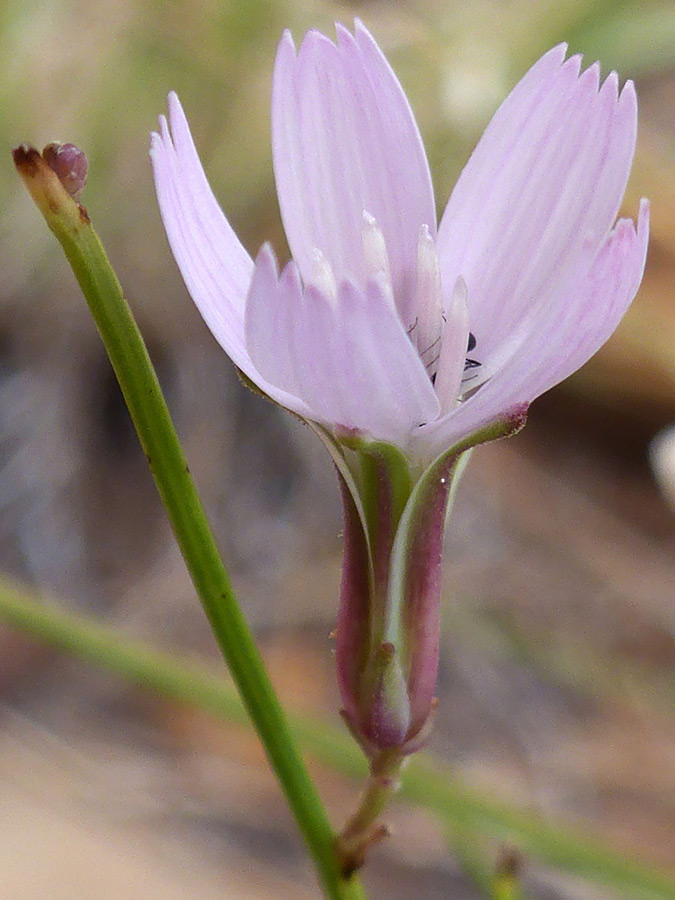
[151,95,312,413]
[437,47,638,366]
[272,20,436,327]
[421,201,649,458]
[525,199,649,394]
[242,244,309,406]
[245,248,440,443]
[151,94,251,363]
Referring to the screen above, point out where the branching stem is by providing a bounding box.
[336,749,405,875]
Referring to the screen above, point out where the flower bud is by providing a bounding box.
[42,142,88,199]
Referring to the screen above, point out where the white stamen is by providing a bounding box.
[310,248,337,304]
[362,211,392,283]
[434,275,470,414]
[361,210,397,311]
[414,225,445,378]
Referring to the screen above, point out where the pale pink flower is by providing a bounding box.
[151,22,648,753]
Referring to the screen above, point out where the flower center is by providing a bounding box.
[359,212,487,405]
[411,227,484,402]
[410,224,444,380]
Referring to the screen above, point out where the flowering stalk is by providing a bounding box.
[331,417,525,869]
[151,19,648,866]
[13,145,366,900]
[336,748,403,875]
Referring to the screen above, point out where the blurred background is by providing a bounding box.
[1,0,674,897]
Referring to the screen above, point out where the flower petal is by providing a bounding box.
[272,20,436,326]
[524,199,649,395]
[420,200,649,459]
[151,94,312,413]
[437,47,638,365]
[150,94,253,364]
[245,246,440,444]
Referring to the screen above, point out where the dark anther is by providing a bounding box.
[465,332,480,372]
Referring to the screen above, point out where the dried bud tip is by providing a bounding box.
[42,142,88,199]
[12,144,42,174]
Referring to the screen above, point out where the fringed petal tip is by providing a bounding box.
[251,240,279,276]
[436,31,638,366]
[149,130,161,156]
[149,93,187,151]
[149,89,261,385]
[603,197,649,286]
[282,18,375,51]
[245,242,440,444]
[148,118,168,160]
[271,15,436,311]
[167,88,181,109]
[619,78,636,107]
[149,94,176,151]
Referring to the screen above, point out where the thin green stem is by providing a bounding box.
[13,149,364,900]
[336,750,405,875]
[0,581,673,900]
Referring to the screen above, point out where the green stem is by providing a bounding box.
[0,581,673,900]
[336,750,404,875]
[13,148,364,900]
